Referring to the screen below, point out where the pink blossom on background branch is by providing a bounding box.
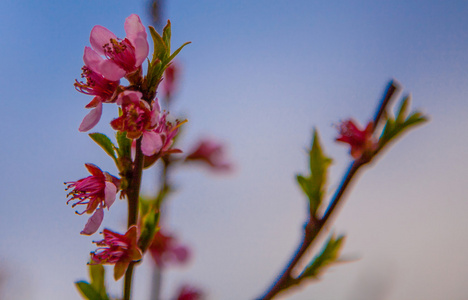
[149,229,190,268]
[335,119,376,159]
[185,138,232,172]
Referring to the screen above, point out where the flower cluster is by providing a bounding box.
[75,14,149,132]
[67,14,189,286]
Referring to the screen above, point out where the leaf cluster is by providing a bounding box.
[145,21,191,100]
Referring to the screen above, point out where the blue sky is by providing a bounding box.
[1,1,468,299]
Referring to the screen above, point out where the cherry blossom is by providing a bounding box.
[66,164,119,235]
[90,226,142,280]
[336,119,376,159]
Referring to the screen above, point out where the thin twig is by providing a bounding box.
[123,137,145,300]
[259,81,398,300]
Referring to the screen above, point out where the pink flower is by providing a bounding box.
[90,226,142,280]
[175,285,204,300]
[336,119,376,159]
[74,47,121,132]
[149,229,189,268]
[66,164,119,235]
[150,112,186,156]
[87,14,149,80]
[110,91,162,156]
[186,138,232,171]
[111,91,186,157]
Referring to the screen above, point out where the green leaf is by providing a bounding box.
[89,133,117,161]
[149,26,167,63]
[378,95,428,150]
[301,234,345,279]
[89,264,108,300]
[395,95,410,124]
[309,129,332,185]
[297,129,333,216]
[115,131,131,159]
[166,42,191,64]
[138,199,160,253]
[75,281,103,300]
[162,20,171,54]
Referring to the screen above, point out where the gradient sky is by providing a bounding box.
[1,1,468,299]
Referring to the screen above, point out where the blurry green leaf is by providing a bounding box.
[166,42,191,64]
[138,198,160,252]
[89,264,109,300]
[297,129,332,216]
[162,20,171,54]
[149,26,167,63]
[75,281,103,300]
[395,95,410,124]
[301,234,345,279]
[89,133,117,161]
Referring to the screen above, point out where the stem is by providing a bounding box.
[259,81,398,299]
[123,138,145,300]
[372,81,399,129]
[149,265,162,300]
[123,262,135,300]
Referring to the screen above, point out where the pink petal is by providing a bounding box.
[104,181,117,208]
[124,14,147,45]
[79,102,102,132]
[132,36,149,67]
[98,59,126,81]
[80,208,104,235]
[85,96,101,109]
[83,46,104,74]
[90,25,117,56]
[124,15,148,67]
[116,90,143,105]
[173,246,189,263]
[141,131,162,156]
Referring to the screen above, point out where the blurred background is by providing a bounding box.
[1,0,467,299]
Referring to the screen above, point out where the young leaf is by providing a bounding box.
[297,129,333,216]
[301,234,345,279]
[395,95,410,124]
[116,131,131,159]
[89,264,109,300]
[166,42,191,64]
[149,26,167,63]
[162,20,171,54]
[75,281,103,300]
[89,133,117,161]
